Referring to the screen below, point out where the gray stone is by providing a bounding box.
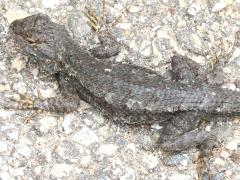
[164,154,192,166]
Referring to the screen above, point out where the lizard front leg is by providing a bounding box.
[37,72,81,112]
[83,3,122,59]
[5,73,81,113]
[89,32,121,59]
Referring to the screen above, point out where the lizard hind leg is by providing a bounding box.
[171,54,206,84]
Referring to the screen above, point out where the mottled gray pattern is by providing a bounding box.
[9,14,240,152]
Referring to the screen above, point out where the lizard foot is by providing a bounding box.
[5,93,80,113]
[195,152,212,180]
[83,0,129,58]
[5,94,35,111]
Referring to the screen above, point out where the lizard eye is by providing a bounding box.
[25,37,43,47]
[26,37,37,46]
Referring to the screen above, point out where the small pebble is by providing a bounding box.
[51,163,72,178]
[151,123,162,130]
[120,168,135,180]
[0,171,12,180]
[38,88,57,99]
[7,131,19,140]
[214,157,225,167]
[42,0,66,8]
[80,156,91,167]
[0,84,10,92]
[226,140,239,150]
[221,83,236,91]
[187,6,198,16]
[4,10,29,23]
[17,146,32,158]
[142,154,158,169]
[0,141,8,152]
[12,56,26,72]
[72,127,99,146]
[170,173,191,180]
[212,0,233,12]
[62,114,76,133]
[98,144,118,156]
[39,116,57,133]
[34,166,42,175]
[220,150,230,158]
[13,82,27,94]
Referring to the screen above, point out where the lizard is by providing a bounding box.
[8,14,240,154]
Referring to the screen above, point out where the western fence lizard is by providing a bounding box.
[9,14,240,153]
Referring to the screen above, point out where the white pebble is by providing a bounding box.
[0,141,8,152]
[0,110,15,119]
[38,88,57,99]
[226,139,239,150]
[7,131,19,140]
[62,114,74,134]
[34,166,42,175]
[187,7,197,16]
[4,10,29,23]
[42,0,66,8]
[13,82,27,94]
[129,6,140,13]
[98,144,118,156]
[212,0,233,12]
[151,123,162,130]
[17,146,32,158]
[12,56,26,72]
[214,157,225,166]
[126,143,136,154]
[51,163,72,178]
[120,168,135,180]
[39,116,57,133]
[140,40,152,56]
[0,84,10,92]
[170,174,191,180]
[72,127,99,146]
[10,167,25,177]
[80,156,91,166]
[0,171,12,180]
[221,83,236,91]
[142,154,158,169]
[118,23,132,30]
[205,125,212,132]
[220,150,230,158]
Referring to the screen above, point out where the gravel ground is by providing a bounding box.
[0,0,240,179]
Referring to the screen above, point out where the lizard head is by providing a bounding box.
[9,14,71,73]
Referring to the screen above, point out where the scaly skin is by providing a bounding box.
[9,14,240,151]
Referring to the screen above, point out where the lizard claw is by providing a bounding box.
[82,1,127,59]
[5,93,35,110]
